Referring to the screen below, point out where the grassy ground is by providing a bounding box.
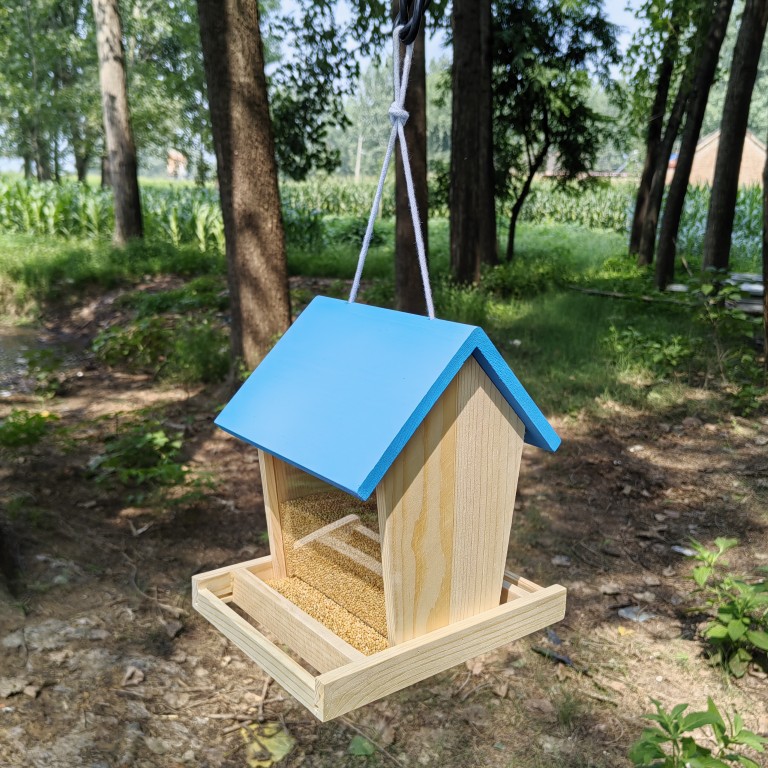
[1,219,767,767]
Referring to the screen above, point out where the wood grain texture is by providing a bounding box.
[258,450,288,578]
[377,377,457,645]
[193,587,318,714]
[376,356,525,644]
[316,584,566,721]
[450,357,524,623]
[278,459,333,501]
[192,555,274,602]
[232,567,364,672]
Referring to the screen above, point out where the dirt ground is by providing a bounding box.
[1,290,767,768]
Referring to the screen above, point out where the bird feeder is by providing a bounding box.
[192,297,566,720]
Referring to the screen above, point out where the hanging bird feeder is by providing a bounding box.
[192,3,565,722]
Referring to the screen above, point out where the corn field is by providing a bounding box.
[0,176,764,266]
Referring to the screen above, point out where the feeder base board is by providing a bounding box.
[192,556,566,721]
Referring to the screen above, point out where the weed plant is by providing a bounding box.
[688,538,768,678]
[0,409,59,448]
[629,697,766,767]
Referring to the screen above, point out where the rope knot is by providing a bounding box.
[388,102,409,126]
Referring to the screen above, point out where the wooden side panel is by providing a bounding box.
[258,450,288,578]
[193,587,319,715]
[376,378,457,645]
[232,568,365,673]
[316,584,567,721]
[192,555,274,602]
[451,357,524,623]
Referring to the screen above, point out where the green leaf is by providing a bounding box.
[727,620,748,641]
[681,710,723,732]
[348,735,376,757]
[705,623,730,640]
[732,729,768,751]
[628,730,668,764]
[693,566,713,587]
[714,537,739,554]
[736,757,762,768]
[687,758,731,768]
[727,648,752,678]
[745,630,768,651]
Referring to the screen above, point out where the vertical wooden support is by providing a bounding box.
[377,356,524,645]
[377,378,458,645]
[451,358,524,621]
[258,449,288,578]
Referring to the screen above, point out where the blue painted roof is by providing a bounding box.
[215,297,560,500]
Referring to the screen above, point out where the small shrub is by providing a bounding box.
[629,697,766,768]
[89,422,186,488]
[434,280,489,326]
[606,326,694,378]
[92,313,228,385]
[0,409,59,448]
[689,538,768,677]
[481,252,574,299]
[283,206,326,250]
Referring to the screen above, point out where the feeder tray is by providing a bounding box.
[193,555,565,721]
[193,297,566,719]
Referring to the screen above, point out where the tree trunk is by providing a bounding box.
[101,154,110,188]
[450,0,496,283]
[22,154,32,180]
[655,0,734,290]
[395,23,429,315]
[763,131,768,372]
[702,0,768,272]
[354,134,363,184]
[631,37,678,260]
[92,0,143,244]
[506,143,548,261]
[637,74,692,265]
[197,0,291,370]
[75,153,90,182]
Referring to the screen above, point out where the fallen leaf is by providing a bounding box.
[466,660,484,676]
[122,666,145,687]
[600,582,622,595]
[632,591,656,603]
[492,682,509,698]
[0,677,28,698]
[525,698,555,715]
[22,685,40,698]
[617,626,634,637]
[242,722,296,767]
[551,555,571,567]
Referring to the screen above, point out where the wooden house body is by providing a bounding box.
[193,297,566,720]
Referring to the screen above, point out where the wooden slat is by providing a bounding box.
[504,569,541,593]
[293,514,359,549]
[193,587,318,714]
[377,377,457,645]
[451,358,524,623]
[232,568,364,672]
[258,450,288,579]
[316,584,566,721]
[192,555,274,601]
[320,538,383,578]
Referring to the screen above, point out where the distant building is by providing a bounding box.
[166,149,188,179]
[666,129,766,186]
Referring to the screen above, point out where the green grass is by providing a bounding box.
[0,216,762,415]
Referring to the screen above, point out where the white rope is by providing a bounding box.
[348,26,435,319]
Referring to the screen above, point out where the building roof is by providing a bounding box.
[215,297,560,500]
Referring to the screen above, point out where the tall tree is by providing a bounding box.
[395,22,429,314]
[451,0,496,283]
[655,0,734,289]
[492,0,618,260]
[92,0,143,243]
[702,0,768,271]
[763,131,768,372]
[629,7,681,259]
[197,0,291,369]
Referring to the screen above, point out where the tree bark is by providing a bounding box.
[197,0,291,370]
[655,0,734,290]
[763,130,768,372]
[450,0,496,284]
[92,0,143,244]
[395,23,429,315]
[631,36,678,261]
[637,73,692,265]
[702,0,768,271]
[506,141,548,261]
